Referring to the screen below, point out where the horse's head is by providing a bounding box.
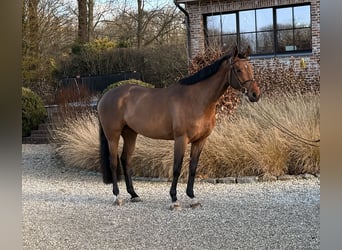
[228,46,261,102]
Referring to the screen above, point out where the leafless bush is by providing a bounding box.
[254,57,320,98]
[53,83,94,123]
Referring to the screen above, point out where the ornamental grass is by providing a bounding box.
[50,90,319,179]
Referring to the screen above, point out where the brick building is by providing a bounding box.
[175,0,320,84]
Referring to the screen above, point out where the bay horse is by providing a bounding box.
[97,46,260,209]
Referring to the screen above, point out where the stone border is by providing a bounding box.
[131,173,320,184]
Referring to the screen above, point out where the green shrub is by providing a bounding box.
[103,79,154,94]
[22,87,47,137]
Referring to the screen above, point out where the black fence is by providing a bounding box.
[59,72,142,93]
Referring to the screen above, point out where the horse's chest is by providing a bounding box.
[187,115,215,141]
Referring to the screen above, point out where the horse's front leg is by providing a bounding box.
[186,138,207,208]
[169,136,187,210]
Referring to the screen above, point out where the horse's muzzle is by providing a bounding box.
[247,82,261,102]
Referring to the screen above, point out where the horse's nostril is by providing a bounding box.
[252,92,257,98]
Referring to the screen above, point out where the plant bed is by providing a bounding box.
[49,91,319,179]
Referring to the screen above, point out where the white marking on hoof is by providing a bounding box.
[131,197,142,202]
[170,201,182,211]
[113,195,123,206]
[190,198,202,209]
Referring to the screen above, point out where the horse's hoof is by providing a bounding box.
[115,198,123,206]
[170,201,182,211]
[190,202,202,209]
[113,196,123,206]
[131,196,142,202]
[190,198,202,209]
[113,199,123,206]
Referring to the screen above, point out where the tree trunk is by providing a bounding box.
[137,0,143,48]
[27,0,39,59]
[87,0,94,41]
[22,0,40,86]
[78,0,88,44]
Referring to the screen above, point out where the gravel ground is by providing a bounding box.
[22,144,320,250]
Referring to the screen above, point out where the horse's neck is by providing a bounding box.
[191,67,229,109]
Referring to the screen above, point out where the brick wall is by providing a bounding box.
[182,0,320,84]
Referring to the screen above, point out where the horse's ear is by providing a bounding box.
[243,46,251,57]
[233,45,239,58]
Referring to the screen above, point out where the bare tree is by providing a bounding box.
[99,0,184,48]
[23,0,39,60]
[22,0,76,100]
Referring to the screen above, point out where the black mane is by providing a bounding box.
[179,55,231,85]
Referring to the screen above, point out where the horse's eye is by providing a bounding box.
[236,69,242,73]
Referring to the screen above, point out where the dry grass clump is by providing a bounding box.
[50,91,319,179]
[50,112,100,170]
[200,91,320,178]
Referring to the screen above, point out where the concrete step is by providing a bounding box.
[22,136,50,144]
[30,130,50,136]
[22,122,55,144]
[37,123,54,131]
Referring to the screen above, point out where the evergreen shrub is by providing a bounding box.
[103,79,154,94]
[22,87,47,137]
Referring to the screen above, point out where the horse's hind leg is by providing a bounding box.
[121,126,141,202]
[108,134,123,205]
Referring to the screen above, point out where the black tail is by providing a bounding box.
[99,121,122,184]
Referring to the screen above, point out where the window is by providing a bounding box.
[204,4,311,56]
[207,13,237,48]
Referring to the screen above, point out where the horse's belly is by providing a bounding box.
[140,130,174,140]
[125,114,174,140]
[130,124,174,140]
[123,88,174,139]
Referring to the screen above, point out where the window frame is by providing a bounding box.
[203,3,312,57]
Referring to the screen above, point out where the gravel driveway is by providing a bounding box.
[22,144,320,249]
